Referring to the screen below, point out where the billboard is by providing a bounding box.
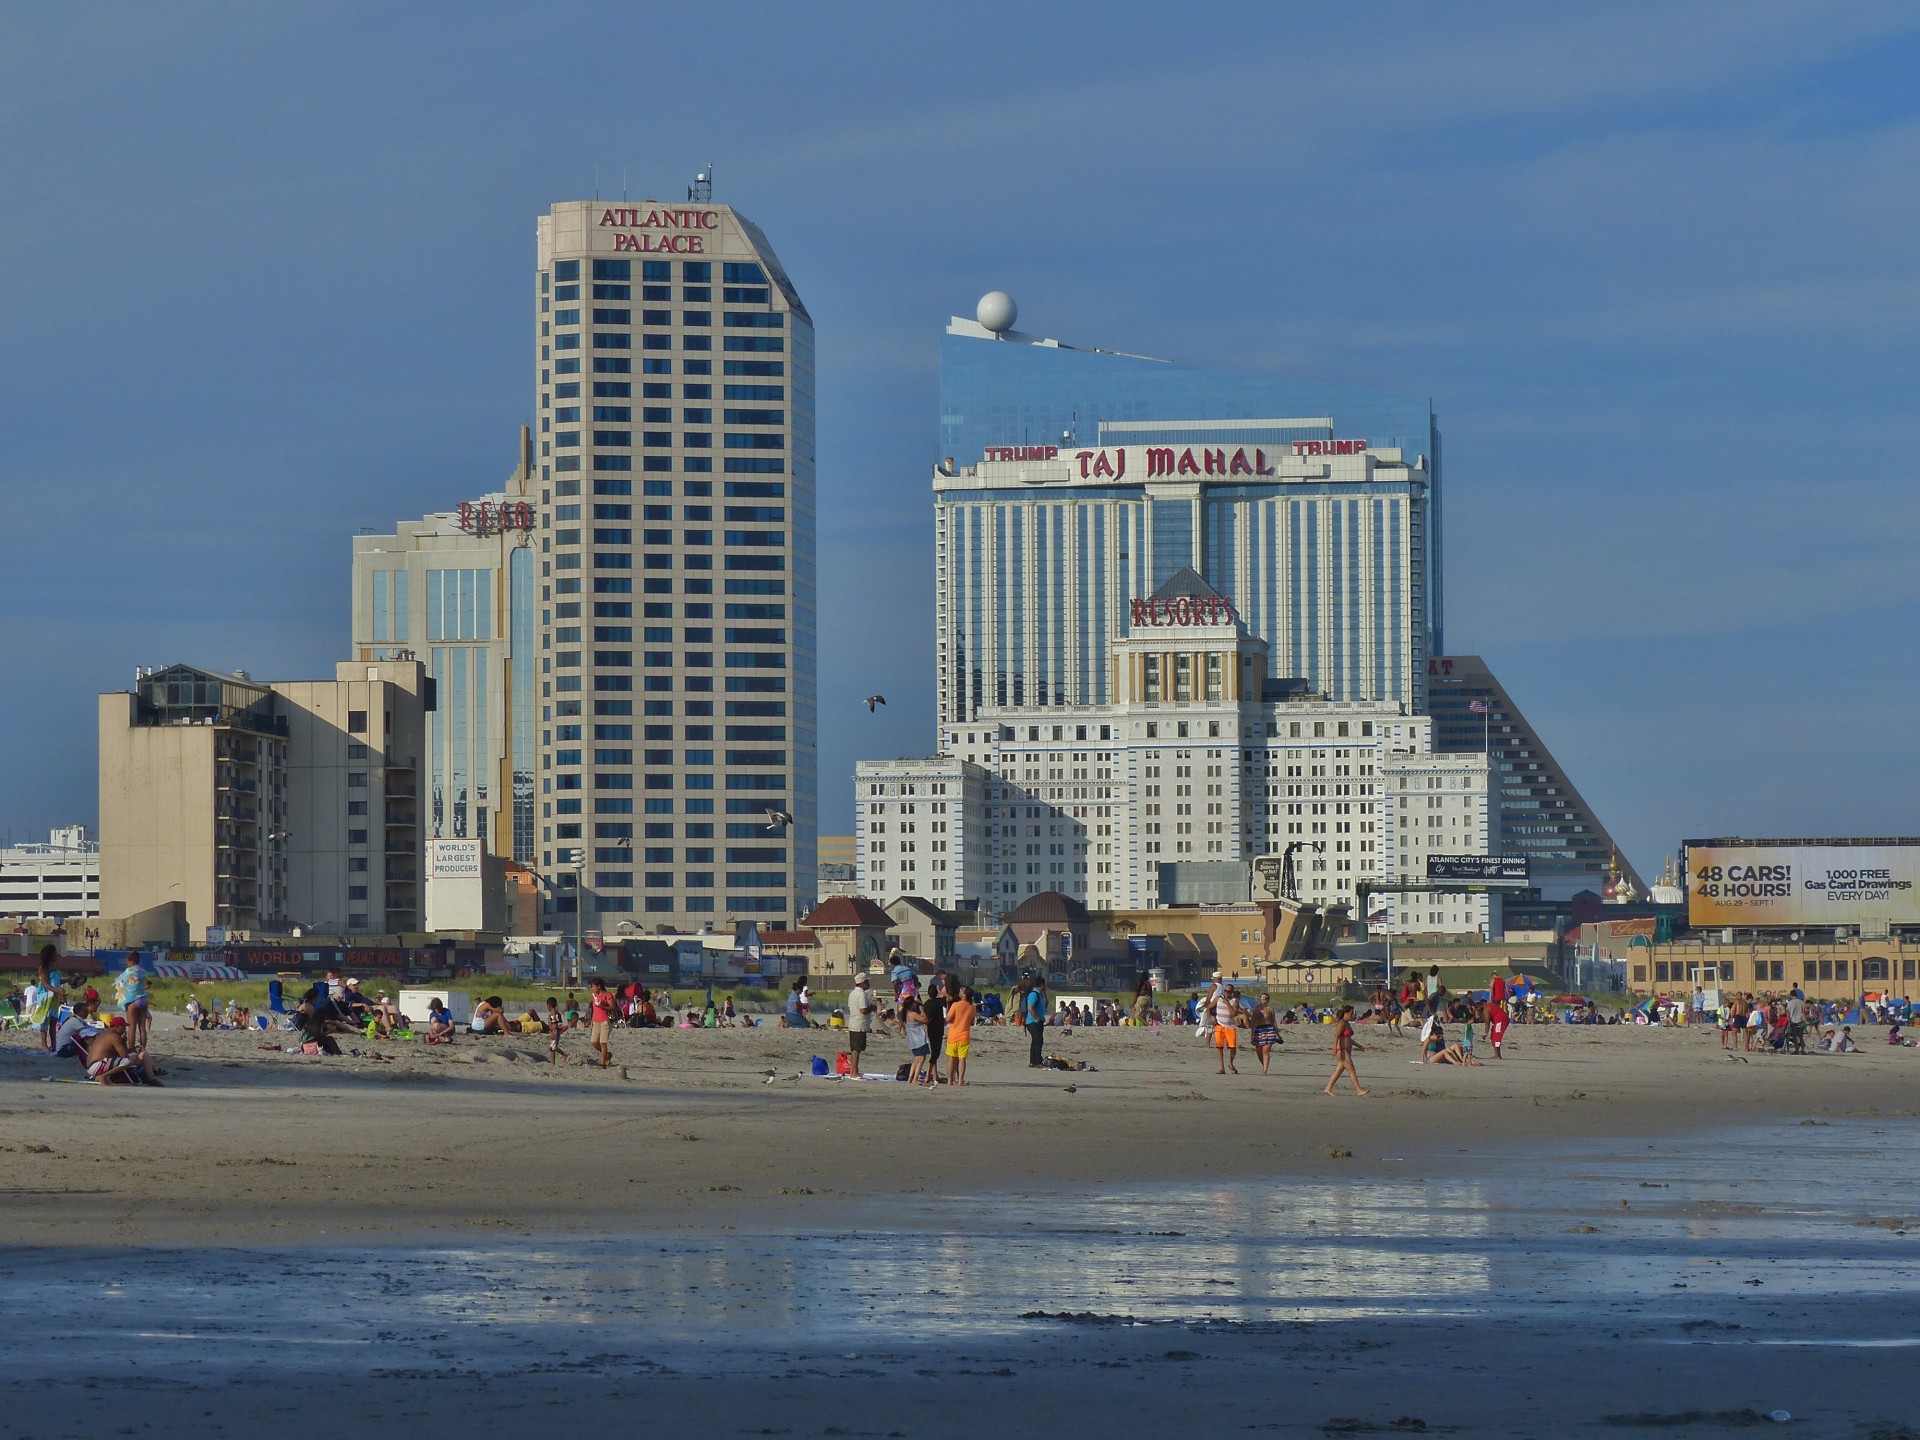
[1685,842,1920,928]
[425,838,488,932]
[1426,854,1529,884]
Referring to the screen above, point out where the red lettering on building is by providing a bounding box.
[1129,593,1238,628]
[598,206,720,230]
[612,232,705,253]
[1074,446,1277,481]
[456,499,535,535]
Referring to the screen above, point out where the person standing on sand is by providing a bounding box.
[545,998,570,1065]
[113,954,151,1053]
[1131,974,1153,1026]
[846,972,875,1078]
[30,945,65,1052]
[1324,1004,1368,1096]
[587,978,617,1069]
[944,985,978,1085]
[1023,975,1048,1068]
[922,979,948,1084]
[1487,985,1510,1059]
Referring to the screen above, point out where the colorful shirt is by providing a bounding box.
[946,998,977,1043]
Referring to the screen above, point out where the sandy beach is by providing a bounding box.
[2,1016,1916,1245]
[6,1018,1920,1438]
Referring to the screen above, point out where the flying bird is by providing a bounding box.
[765,807,795,831]
[864,695,886,712]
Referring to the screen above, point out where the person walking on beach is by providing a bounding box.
[846,972,875,1078]
[1130,974,1153,1026]
[1213,983,1242,1075]
[1023,974,1048,1068]
[944,984,977,1086]
[544,997,570,1065]
[587,978,616,1069]
[1324,1004,1368,1096]
[1250,993,1281,1074]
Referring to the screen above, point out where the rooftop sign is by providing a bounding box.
[597,205,720,254]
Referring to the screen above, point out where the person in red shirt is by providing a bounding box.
[1488,973,1511,1059]
[1323,1004,1368,1097]
[587,978,618,1069]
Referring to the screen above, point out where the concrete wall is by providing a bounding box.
[99,693,220,935]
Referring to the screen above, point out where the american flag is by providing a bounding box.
[1468,699,1490,714]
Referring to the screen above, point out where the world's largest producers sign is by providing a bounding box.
[1685,843,1920,927]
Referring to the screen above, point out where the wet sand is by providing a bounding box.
[5,1019,1920,1437]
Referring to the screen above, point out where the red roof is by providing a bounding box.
[758,929,816,946]
[802,896,892,928]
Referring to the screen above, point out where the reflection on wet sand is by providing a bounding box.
[9,1118,1920,1374]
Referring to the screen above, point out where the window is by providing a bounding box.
[347,710,367,733]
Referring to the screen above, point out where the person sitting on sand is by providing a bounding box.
[82,1017,163,1084]
[423,999,455,1044]
[52,998,105,1059]
[1422,1021,1481,1067]
[470,997,509,1036]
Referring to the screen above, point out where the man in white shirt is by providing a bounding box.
[846,973,876,1077]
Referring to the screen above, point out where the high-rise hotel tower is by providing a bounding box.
[533,197,816,932]
[934,299,1443,730]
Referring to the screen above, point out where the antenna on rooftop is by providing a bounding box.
[689,163,714,203]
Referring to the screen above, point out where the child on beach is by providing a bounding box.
[901,995,932,1086]
[545,998,569,1065]
[1323,1004,1368,1096]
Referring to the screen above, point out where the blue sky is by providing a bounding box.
[2,1,1916,876]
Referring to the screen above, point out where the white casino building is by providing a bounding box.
[858,570,1496,936]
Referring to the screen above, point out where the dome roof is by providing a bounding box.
[1009,890,1089,925]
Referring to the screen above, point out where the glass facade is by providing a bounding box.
[352,508,537,865]
[940,333,1441,635]
[934,331,1441,729]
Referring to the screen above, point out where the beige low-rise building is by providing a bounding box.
[100,660,429,942]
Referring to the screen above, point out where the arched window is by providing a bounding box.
[1863,957,1889,981]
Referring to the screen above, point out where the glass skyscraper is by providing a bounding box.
[352,435,538,867]
[935,309,1442,729]
[533,198,816,933]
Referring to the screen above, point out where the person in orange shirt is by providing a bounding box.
[944,982,978,1087]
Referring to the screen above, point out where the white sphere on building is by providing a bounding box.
[976,291,1018,333]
